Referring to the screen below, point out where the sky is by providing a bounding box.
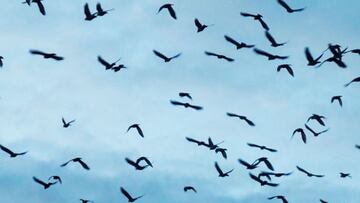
[0,0,359,202]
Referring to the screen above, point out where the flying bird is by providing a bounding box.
[22,0,31,6]
[98,56,121,70]
[170,100,203,110]
[136,157,153,167]
[249,173,279,187]
[355,144,360,150]
[247,143,277,152]
[125,157,150,170]
[48,176,62,184]
[179,92,192,100]
[0,144,27,158]
[62,117,75,128]
[96,2,114,16]
[238,158,258,170]
[305,47,323,66]
[33,176,58,189]
[84,3,97,21]
[265,31,287,47]
[307,114,326,126]
[29,50,64,61]
[340,172,352,178]
[194,18,212,32]
[318,56,347,68]
[305,124,329,137]
[277,64,294,77]
[61,157,90,170]
[184,186,197,193]
[206,137,224,150]
[240,12,269,30]
[185,137,209,147]
[331,95,343,107]
[112,64,127,72]
[320,199,328,203]
[258,171,292,181]
[214,161,233,177]
[224,35,254,50]
[296,166,324,177]
[268,195,288,203]
[157,3,176,19]
[277,0,306,13]
[80,199,94,203]
[204,51,234,62]
[215,147,228,159]
[226,112,255,126]
[252,157,275,171]
[254,48,289,60]
[32,0,46,15]
[127,124,144,138]
[120,187,143,202]
[153,50,181,62]
[344,76,360,87]
[292,128,307,144]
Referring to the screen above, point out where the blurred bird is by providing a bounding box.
[98,56,121,70]
[0,145,27,158]
[344,76,360,87]
[61,157,90,170]
[240,12,269,30]
[84,3,97,21]
[277,0,306,13]
[80,199,94,203]
[340,172,352,178]
[254,48,289,60]
[247,143,277,152]
[277,64,294,77]
[239,158,258,170]
[157,3,176,19]
[179,92,192,100]
[224,35,254,50]
[305,124,329,137]
[215,147,228,159]
[29,50,64,60]
[185,137,209,147]
[153,50,181,62]
[96,2,114,16]
[249,173,279,187]
[268,195,288,203]
[292,128,307,144]
[0,56,3,67]
[184,186,197,193]
[125,157,151,170]
[204,51,234,62]
[32,0,46,15]
[226,112,255,126]
[170,100,203,110]
[331,95,343,107]
[307,114,326,126]
[305,47,323,66]
[48,176,62,184]
[194,18,213,32]
[127,124,144,138]
[120,187,143,202]
[296,166,324,177]
[214,162,233,177]
[62,117,75,128]
[265,31,287,47]
[32,176,58,189]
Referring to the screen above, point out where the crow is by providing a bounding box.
[62,117,75,128]
[184,186,197,193]
[204,51,234,62]
[194,18,213,32]
[331,95,343,107]
[265,31,287,47]
[277,0,306,13]
[277,64,294,77]
[292,128,307,144]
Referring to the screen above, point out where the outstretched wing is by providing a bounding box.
[77,159,90,170]
[277,0,293,12]
[135,126,144,137]
[29,49,46,56]
[96,3,104,13]
[240,12,256,17]
[84,3,92,17]
[254,48,272,57]
[35,1,46,15]
[224,35,240,47]
[194,18,202,28]
[33,176,47,187]
[0,145,14,155]
[98,56,111,68]
[167,5,177,19]
[170,100,185,106]
[120,187,133,201]
[153,50,169,61]
[125,158,138,167]
[214,162,223,174]
[296,166,309,175]
[204,51,218,57]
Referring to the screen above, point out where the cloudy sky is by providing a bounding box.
[0,0,359,202]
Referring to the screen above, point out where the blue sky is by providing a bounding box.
[0,0,359,202]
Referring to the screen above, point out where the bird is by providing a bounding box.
[344,76,360,87]
[214,161,233,177]
[265,31,287,47]
[136,157,153,167]
[296,166,324,177]
[29,50,64,61]
[305,47,323,66]
[318,56,347,68]
[98,56,121,70]
[252,157,275,171]
[254,48,289,60]
[224,35,254,50]
[125,157,150,170]
[340,172,352,178]
[185,137,209,147]
[32,176,58,189]
[32,0,46,15]
[84,3,97,21]
[0,56,3,67]
[60,157,90,170]
[126,124,144,138]
[277,0,306,13]
[96,2,114,16]
[240,12,269,30]
[157,3,176,19]
[22,0,31,6]
[356,144,360,150]
[170,100,203,110]
[80,199,94,203]
[238,159,258,170]
[184,186,197,193]
[307,114,326,126]
[179,92,192,100]
[215,147,228,159]
[249,173,279,187]
[48,176,62,184]
[62,117,75,128]
[247,143,277,152]
[292,128,307,144]
[194,18,212,32]
[268,195,289,203]
[258,171,292,181]
[204,51,234,62]
[305,124,329,137]
[331,95,343,107]
[0,144,27,158]
[153,50,181,62]
[120,187,143,202]
[347,49,360,55]
[226,112,255,126]
[112,64,127,72]
[277,64,294,77]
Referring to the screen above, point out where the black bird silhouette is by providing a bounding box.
[307,114,326,126]
[185,137,209,147]
[318,56,347,68]
[84,3,97,21]
[296,166,324,177]
[137,157,153,167]
[157,3,176,19]
[265,31,287,47]
[254,48,289,60]
[179,92,192,100]
[247,143,277,152]
[184,186,197,193]
[80,199,94,203]
[215,148,228,159]
[240,12,269,30]
[153,50,181,62]
[292,128,307,143]
[127,124,144,138]
[48,176,62,184]
[277,0,306,13]
[238,158,258,170]
[277,64,294,77]
[33,176,58,189]
[22,0,31,6]
[249,173,279,187]
[224,35,254,50]
[305,124,329,137]
[96,2,114,16]
[258,171,292,181]
[252,157,274,171]
[0,56,3,67]
[331,95,343,107]
[268,195,288,203]
[62,117,75,128]
[29,50,64,61]
[347,49,360,55]
[112,64,127,72]
[204,51,234,62]
[98,56,121,70]
[214,161,233,177]
[355,144,360,150]
[0,144,27,157]
[340,172,351,178]
[344,76,360,87]
[170,100,203,110]
[305,47,323,66]
[320,199,328,203]
[32,0,46,15]
[226,112,255,126]
[120,187,143,202]
[194,18,212,32]
[207,137,224,150]
[125,157,150,170]
[61,157,90,170]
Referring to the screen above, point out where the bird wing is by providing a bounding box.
[254,48,273,57]
[215,148,227,159]
[240,12,256,17]
[120,187,133,201]
[304,124,317,136]
[265,147,278,152]
[125,158,138,167]
[238,159,251,167]
[194,18,202,28]
[277,0,293,12]
[97,56,111,68]
[60,160,72,167]
[62,117,66,125]
[263,159,275,171]
[204,51,218,57]
[29,49,46,56]
[51,55,64,61]
[296,166,309,175]
[135,126,144,137]
[285,66,294,76]
[153,50,169,61]
[185,137,201,144]
[258,18,269,30]
[96,3,104,13]
[84,3,92,17]
[214,162,223,174]
[247,143,261,148]
[170,100,185,106]
[35,1,46,15]
[170,53,182,60]
[224,35,240,47]
[305,47,315,62]
[167,5,177,19]
[0,145,15,156]
[226,112,239,118]
[188,104,203,110]
[244,118,255,126]
[249,173,261,183]
[33,176,47,187]
[223,55,235,62]
[77,159,90,170]
[265,31,277,45]
[137,157,152,167]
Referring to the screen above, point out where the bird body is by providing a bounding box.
[62,117,75,128]
[240,12,269,30]
[224,35,254,50]
[226,112,255,126]
[84,3,97,21]
[153,50,181,62]
[30,50,64,60]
